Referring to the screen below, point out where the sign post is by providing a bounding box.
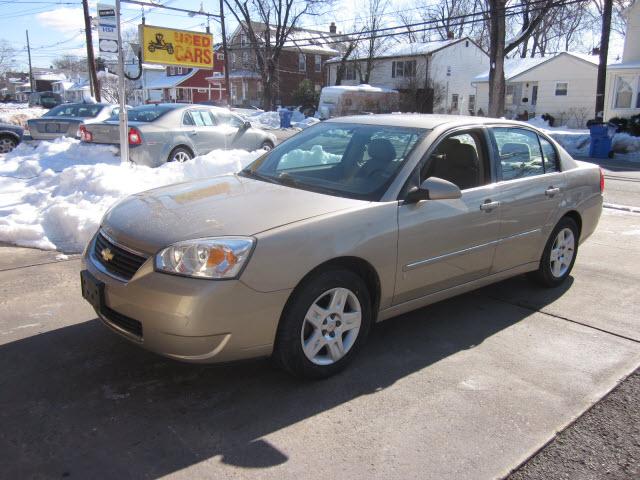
[114,0,129,164]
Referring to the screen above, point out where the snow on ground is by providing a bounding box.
[0,137,260,253]
[526,116,640,161]
[0,103,46,126]
[241,108,319,131]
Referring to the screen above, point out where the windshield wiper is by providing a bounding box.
[239,169,280,185]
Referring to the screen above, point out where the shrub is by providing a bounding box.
[629,114,640,137]
[541,113,555,127]
[291,80,319,110]
[608,116,629,133]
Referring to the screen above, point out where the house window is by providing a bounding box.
[168,66,176,75]
[505,84,515,105]
[240,34,246,47]
[468,94,476,113]
[614,76,633,109]
[446,66,451,77]
[299,53,307,72]
[242,51,249,65]
[315,55,322,73]
[451,94,459,111]
[343,62,356,80]
[176,67,184,75]
[555,82,568,96]
[391,60,416,78]
[231,53,237,65]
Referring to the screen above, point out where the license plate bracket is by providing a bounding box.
[80,270,104,311]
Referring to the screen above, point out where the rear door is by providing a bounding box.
[394,127,501,305]
[489,126,566,271]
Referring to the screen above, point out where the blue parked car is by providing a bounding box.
[0,123,24,154]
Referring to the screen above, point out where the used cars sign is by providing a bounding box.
[139,24,213,69]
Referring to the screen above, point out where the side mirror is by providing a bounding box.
[404,176,462,203]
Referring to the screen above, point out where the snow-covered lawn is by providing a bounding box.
[0,138,260,253]
[0,102,46,126]
[527,117,640,161]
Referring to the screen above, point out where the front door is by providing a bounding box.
[394,129,501,305]
[489,126,566,272]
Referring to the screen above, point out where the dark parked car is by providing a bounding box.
[0,123,24,154]
[28,91,63,109]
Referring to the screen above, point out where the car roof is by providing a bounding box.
[326,114,534,130]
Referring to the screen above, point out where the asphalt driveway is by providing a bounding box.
[0,208,639,479]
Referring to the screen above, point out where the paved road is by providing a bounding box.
[1,206,639,479]
[577,155,640,207]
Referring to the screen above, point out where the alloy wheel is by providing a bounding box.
[172,150,191,162]
[0,137,16,154]
[550,227,575,278]
[301,287,362,365]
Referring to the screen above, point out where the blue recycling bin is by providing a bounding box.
[589,122,616,159]
[279,109,293,128]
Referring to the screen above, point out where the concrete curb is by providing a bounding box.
[603,202,640,213]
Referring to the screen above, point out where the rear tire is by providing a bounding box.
[274,268,372,379]
[0,135,17,154]
[167,146,193,163]
[528,217,579,288]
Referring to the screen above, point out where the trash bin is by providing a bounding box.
[279,109,293,128]
[588,122,616,159]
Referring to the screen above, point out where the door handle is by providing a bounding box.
[545,186,560,197]
[480,200,500,212]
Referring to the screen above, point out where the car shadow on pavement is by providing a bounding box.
[0,278,573,478]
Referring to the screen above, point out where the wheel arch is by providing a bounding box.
[167,144,195,161]
[0,131,21,143]
[562,210,582,239]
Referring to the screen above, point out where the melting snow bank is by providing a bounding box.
[526,117,640,160]
[0,138,261,253]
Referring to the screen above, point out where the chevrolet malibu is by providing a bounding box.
[81,115,603,378]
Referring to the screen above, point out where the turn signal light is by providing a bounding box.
[599,167,605,193]
[128,127,142,145]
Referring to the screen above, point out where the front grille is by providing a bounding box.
[93,231,148,281]
[102,305,143,337]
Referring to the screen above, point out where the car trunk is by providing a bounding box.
[85,121,148,144]
[30,118,82,137]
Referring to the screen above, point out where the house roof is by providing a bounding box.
[231,21,342,55]
[34,72,67,81]
[473,52,599,82]
[607,60,640,70]
[144,69,199,89]
[326,38,480,63]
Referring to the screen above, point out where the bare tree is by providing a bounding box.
[335,35,359,85]
[0,40,16,76]
[356,0,390,84]
[487,0,554,117]
[223,0,331,109]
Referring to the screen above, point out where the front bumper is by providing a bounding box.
[82,236,291,363]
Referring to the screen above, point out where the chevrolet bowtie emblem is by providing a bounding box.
[101,248,114,262]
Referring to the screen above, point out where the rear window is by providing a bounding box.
[44,104,103,118]
[110,105,175,122]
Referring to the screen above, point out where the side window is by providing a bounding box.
[182,111,195,126]
[539,136,559,172]
[493,128,544,181]
[197,110,215,126]
[190,111,206,127]
[421,131,486,190]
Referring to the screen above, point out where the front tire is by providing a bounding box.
[529,217,579,288]
[274,268,372,379]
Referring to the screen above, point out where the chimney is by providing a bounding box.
[447,31,454,40]
[329,22,337,34]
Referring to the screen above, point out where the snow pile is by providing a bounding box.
[0,103,46,126]
[292,116,321,129]
[0,138,261,252]
[249,111,281,129]
[280,144,341,169]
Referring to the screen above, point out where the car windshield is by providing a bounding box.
[241,122,426,201]
[109,105,174,122]
[44,104,103,118]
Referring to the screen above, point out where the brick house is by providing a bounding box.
[142,49,227,104]
[227,21,343,107]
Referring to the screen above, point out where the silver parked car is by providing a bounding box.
[81,103,277,167]
[27,103,118,140]
[81,115,603,378]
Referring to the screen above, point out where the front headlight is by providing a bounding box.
[155,237,255,279]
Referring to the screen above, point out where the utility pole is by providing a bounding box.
[115,0,129,163]
[595,0,613,120]
[26,30,34,94]
[219,0,230,105]
[82,0,101,101]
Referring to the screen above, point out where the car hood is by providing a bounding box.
[101,174,368,254]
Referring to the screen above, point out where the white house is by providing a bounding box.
[473,52,599,127]
[326,38,488,114]
[604,0,640,120]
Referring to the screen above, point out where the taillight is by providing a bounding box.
[600,167,605,193]
[128,127,142,145]
[79,125,92,142]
